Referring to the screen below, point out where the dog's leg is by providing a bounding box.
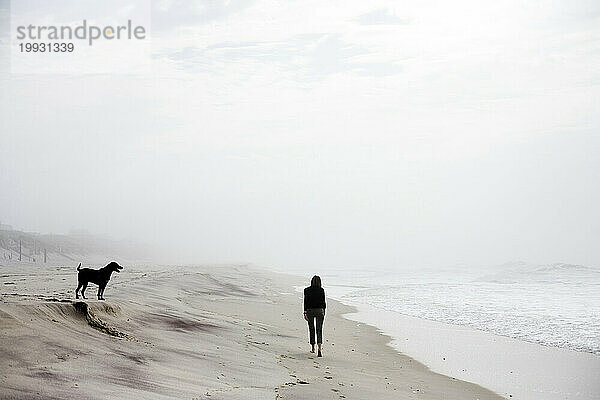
[98,284,105,300]
[76,282,82,299]
[81,283,87,299]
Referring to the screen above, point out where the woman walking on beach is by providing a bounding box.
[303,275,326,357]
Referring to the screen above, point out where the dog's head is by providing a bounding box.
[107,261,123,273]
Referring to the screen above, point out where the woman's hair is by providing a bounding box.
[310,275,321,288]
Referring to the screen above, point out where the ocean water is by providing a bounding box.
[325,262,600,355]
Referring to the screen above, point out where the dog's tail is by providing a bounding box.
[77,263,81,271]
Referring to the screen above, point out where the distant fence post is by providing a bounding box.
[44,248,47,263]
[19,239,22,261]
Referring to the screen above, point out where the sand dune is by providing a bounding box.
[0,264,503,399]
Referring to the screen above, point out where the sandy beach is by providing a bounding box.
[0,263,504,400]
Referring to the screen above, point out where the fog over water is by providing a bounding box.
[1,0,599,270]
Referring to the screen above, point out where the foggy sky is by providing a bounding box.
[1,0,599,269]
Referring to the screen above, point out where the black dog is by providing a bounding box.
[75,262,123,300]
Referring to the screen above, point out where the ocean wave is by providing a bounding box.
[334,263,600,355]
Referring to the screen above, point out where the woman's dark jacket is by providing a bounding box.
[304,286,326,311]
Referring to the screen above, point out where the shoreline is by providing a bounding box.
[328,288,600,400]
